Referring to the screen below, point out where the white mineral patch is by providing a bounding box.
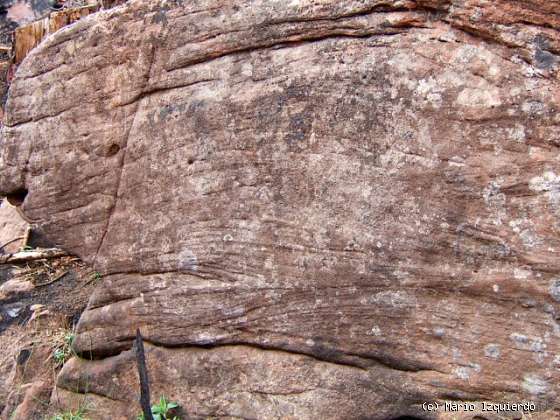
[453,363,480,381]
[508,219,523,233]
[529,171,560,192]
[510,333,547,363]
[513,267,532,280]
[456,86,501,109]
[482,180,506,225]
[388,53,422,74]
[510,332,528,344]
[529,171,560,207]
[522,374,549,395]
[415,77,444,108]
[370,290,417,308]
[452,347,461,361]
[519,229,542,248]
[522,101,545,115]
[370,326,382,336]
[484,343,501,359]
[222,306,245,317]
[433,327,445,338]
[507,124,526,142]
[178,248,198,271]
[453,366,470,380]
[549,278,560,302]
[194,332,218,345]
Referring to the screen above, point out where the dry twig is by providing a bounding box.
[0,248,67,264]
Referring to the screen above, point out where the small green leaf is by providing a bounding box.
[138,395,180,420]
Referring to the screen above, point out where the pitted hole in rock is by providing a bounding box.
[106,143,120,157]
[5,188,28,206]
[390,417,427,420]
[187,157,195,165]
[16,348,31,366]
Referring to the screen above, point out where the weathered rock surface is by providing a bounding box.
[0,199,28,253]
[1,0,560,418]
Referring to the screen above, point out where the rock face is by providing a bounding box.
[1,0,560,418]
[0,199,28,254]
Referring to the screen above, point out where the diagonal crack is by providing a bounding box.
[92,42,159,268]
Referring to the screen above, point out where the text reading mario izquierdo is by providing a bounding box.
[422,401,536,414]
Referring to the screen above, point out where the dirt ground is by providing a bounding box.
[0,244,99,419]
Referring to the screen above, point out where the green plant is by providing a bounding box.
[137,396,179,420]
[91,271,102,281]
[53,331,75,367]
[50,407,87,420]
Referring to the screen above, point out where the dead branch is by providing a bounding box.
[35,270,69,287]
[135,329,153,420]
[0,248,67,264]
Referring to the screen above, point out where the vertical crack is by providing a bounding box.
[92,41,158,268]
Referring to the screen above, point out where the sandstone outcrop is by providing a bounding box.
[0,199,27,253]
[1,0,560,418]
